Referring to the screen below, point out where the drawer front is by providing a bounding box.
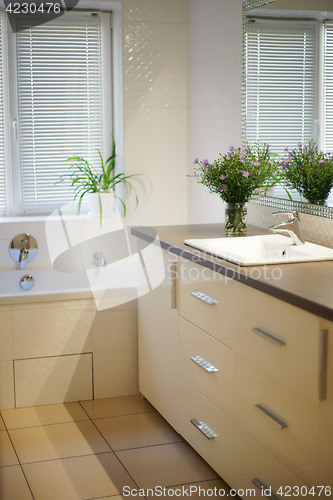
[235,356,319,486]
[179,259,240,348]
[234,285,320,402]
[178,376,234,485]
[179,317,234,420]
[235,425,311,498]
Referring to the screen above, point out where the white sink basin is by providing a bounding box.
[184,234,333,266]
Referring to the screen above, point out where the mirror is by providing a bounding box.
[242,0,333,217]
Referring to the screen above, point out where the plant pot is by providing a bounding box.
[225,202,247,235]
[87,191,115,216]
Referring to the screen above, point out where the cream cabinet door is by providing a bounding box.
[138,249,179,431]
[179,259,240,348]
[318,319,333,486]
[235,425,312,498]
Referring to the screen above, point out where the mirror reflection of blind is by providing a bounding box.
[324,24,333,153]
[16,14,103,213]
[246,22,316,156]
[0,14,6,215]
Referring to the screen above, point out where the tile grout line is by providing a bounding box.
[1,418,36,500]
[2,417,91,431]
[78,400,147,497]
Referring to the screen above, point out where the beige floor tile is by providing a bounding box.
[23,452,137,500]
[9,420,110,464]
[0,414,5,430]
[116,442,219,490]
[94,411,184,451]
[1,402,89,430]
[0,465,33,500]
[80,395,155,419]
[0,430,19,466]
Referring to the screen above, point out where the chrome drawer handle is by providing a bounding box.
[190,418,218,439]
[254,404,287,430]
[191,355,218,373]
[171,261,177,310]
[251,327,286,347]
[191,291,217,305]
[252,478,281,500]
[319,329,328,402]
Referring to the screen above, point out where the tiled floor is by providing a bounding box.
[0,395,231,500]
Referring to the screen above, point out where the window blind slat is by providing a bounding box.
[16,14,104,213]
[0,15,5,215]
[246,22,316,199]
[324,26,333,154]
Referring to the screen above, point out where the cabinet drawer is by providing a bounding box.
[178,377,234,485]
[235,356,319,486]
[179,259,240,348]
[235,425,311,498]
[179,317,234,420]
[234,285,321,402]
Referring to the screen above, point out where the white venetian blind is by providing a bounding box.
[0,13,6,215]
[16,14,103,213]
[323,24,333,153]
[246,21,316,156]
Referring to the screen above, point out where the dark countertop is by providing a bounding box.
[132,223,333,322]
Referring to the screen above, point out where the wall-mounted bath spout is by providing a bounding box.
[9,234,38,269]
[94,251,107,267]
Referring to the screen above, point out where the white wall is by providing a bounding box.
[187,0,244,224]
[122,0,188,227]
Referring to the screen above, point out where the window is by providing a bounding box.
[0,10,112,215]
[245,21,316,155]
[245,19,333,202]
[323,24,333,152]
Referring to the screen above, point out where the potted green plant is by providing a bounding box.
[193,144,279,234]
[58,137,145,223]
[280,141,333,205]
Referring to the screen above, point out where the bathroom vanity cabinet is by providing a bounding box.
[134,224,333,496]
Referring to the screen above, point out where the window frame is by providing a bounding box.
[0,7,117,216]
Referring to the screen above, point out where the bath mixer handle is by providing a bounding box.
[19,248,29,269]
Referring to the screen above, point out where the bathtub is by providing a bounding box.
[0,268,93,304]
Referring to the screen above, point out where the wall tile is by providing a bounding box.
[92,309,138,352]
[187,182,226,225]
[188,103,242,153]
[11,298,93,311]
[124,22,187,67]
[187,0,244,23]
[125,189,188,227]
[124,107,187,151]
[188,55,242,108]
[0,307,13,361]
[187,5,242,66]
[93,349,139,399]
[14,354,93,408]
[124,0,187,24]
[124,148,188,191]
[13,304,93,359]
[0,361,15,410]
[124,64,187,109]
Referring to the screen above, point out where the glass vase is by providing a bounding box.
[225,202,247,235]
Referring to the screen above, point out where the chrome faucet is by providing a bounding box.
[269,210,305,246]
[19,248,29,269]
[94,251,107,267]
